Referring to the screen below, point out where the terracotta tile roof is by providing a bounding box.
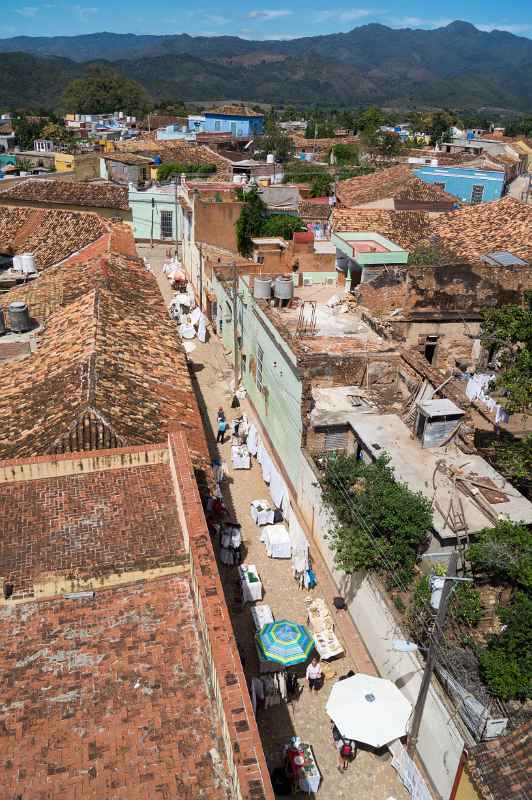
[103,151,154,166]
[395,175,460,205]
[336,164,413,206]
[0,575,227,799]
[0,461,186,596]
[0,253,206,464]
[0,178,129,210]
[430,196,532,263]
[116,137,232,179]
[299,199,332,223]
[0,205,106,269]
[332,207,432,250]
[467,722,531,800]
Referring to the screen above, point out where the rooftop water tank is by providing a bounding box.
[274,275,294,300]
[153,154,162,165]
[12,255,24,272]
[0,307,5,335]
[253,276,272,299]
[8,301,31,333]
[21,252,37,275]
[266,153,275,164]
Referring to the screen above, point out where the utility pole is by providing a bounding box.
[174,175,179,258]
[231,260,239,394]
[407,552,458,757]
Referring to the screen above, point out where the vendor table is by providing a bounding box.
[231,445,250,470]
[260,523,292,559]
[239,564,262,603]
[285,743,321,794]
[251,603,274,632]
[250,499,275,527]
[307,597,344,660]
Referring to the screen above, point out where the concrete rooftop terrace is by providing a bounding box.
[264,283,388,354]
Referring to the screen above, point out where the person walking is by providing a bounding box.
[305,657,322,692]
[216,416,227,444]
[337,737,356,770]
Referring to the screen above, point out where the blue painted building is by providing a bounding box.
[413,165,505,204]
[187,107,265,137]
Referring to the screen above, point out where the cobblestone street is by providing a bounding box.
[140,243,408,800]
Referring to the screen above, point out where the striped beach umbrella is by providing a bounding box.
[256,620,314,666]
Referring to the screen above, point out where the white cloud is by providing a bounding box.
[204,14,231,25]
[476,23,532,35]
[247,9,293,21]
[70,5,98,21]
[16,6,39,17]
[315,8,380,23]
[386,16,453,29]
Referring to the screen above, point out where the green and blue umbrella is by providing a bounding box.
[256,620,314,666]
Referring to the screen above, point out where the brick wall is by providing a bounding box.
[168,431,274,800]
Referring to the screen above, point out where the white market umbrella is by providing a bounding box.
[326,673,412,748]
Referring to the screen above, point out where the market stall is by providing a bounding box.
[250,499,277,527]
[326,673,412,748]
[239,564,263,603]
[231,444,251,470]
[306,597,344,660]
[284,741,321,794]
[260,523,292,559]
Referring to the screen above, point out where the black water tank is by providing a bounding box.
[8,301,31,333]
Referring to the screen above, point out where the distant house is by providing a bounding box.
[0,122,15,153]
[413,165,505,204]
[100,153,153,186]
[187,106,265,137]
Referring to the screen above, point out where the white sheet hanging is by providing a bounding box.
[289,509,310,573]
[269,465,287,510]
[247,425,259,456]
[260,448,273,483]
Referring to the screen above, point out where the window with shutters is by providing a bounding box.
[160,210,173,239]
[471,184,484,204]
[324,425,348,452]
[256,344,264,393]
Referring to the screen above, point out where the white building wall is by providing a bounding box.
[297,451,470,800]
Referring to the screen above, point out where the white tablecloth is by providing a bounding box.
[298,744,321,794]
[232,445,251,470]
[260,524,291,559]
[251,603,274,632]
[250,499,275,527]
[239,564,262,603]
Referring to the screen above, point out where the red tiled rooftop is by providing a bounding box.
[0,460,185,597]
[0,575,227,800]
[0,179,129,210]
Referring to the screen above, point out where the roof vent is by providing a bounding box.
[8,301,31,333]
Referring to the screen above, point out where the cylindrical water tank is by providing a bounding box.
[253,276,272,299]
[266,153,275,164]
[0,307,5,335]
[12,255,24,272]
[8,301,31,333]
[274,275,294,300]
[21,253,36,274]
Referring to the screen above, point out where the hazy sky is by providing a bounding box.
[1,1,530,40]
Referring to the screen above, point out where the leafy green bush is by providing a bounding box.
[235,186,267,256]
[321,454,432,588]
[156,162,216,181]
[468,521,532,591]
[330,143,359,165]
[479,592,532,700]
[448,582,483,627]
[337,166,375,181]
[283,160,328,185]
[262,214,305,240]
[309,174,332,197]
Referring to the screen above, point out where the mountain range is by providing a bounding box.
[1,21,532,111]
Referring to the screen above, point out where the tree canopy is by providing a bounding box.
[480,299,532,415]
[321,453,432,587]
[468,520,532,591]
[235,186,267,257]
[62,68,150,115]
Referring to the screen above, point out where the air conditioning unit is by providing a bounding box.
[325,277,335,285]
[303,277,312,286]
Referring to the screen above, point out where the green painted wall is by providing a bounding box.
[212,273,303,488]
[129,188,182,241]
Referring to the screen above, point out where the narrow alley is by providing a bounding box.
[140,243,408,800]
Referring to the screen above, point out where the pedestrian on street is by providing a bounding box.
[305,656,322,692]
[216,416,227,444]
[217,407,225,423]
[337,737,356,770]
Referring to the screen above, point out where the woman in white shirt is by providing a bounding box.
[305,657,322,691]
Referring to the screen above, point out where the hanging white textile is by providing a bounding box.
[260,524,292,559]
[250,499,275,527]
[247,424,259,456]
[288,509,310,574]
[198,314,207,343]
[260,447,273,483]
[190,306,202,326]
[269,464,287,510]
